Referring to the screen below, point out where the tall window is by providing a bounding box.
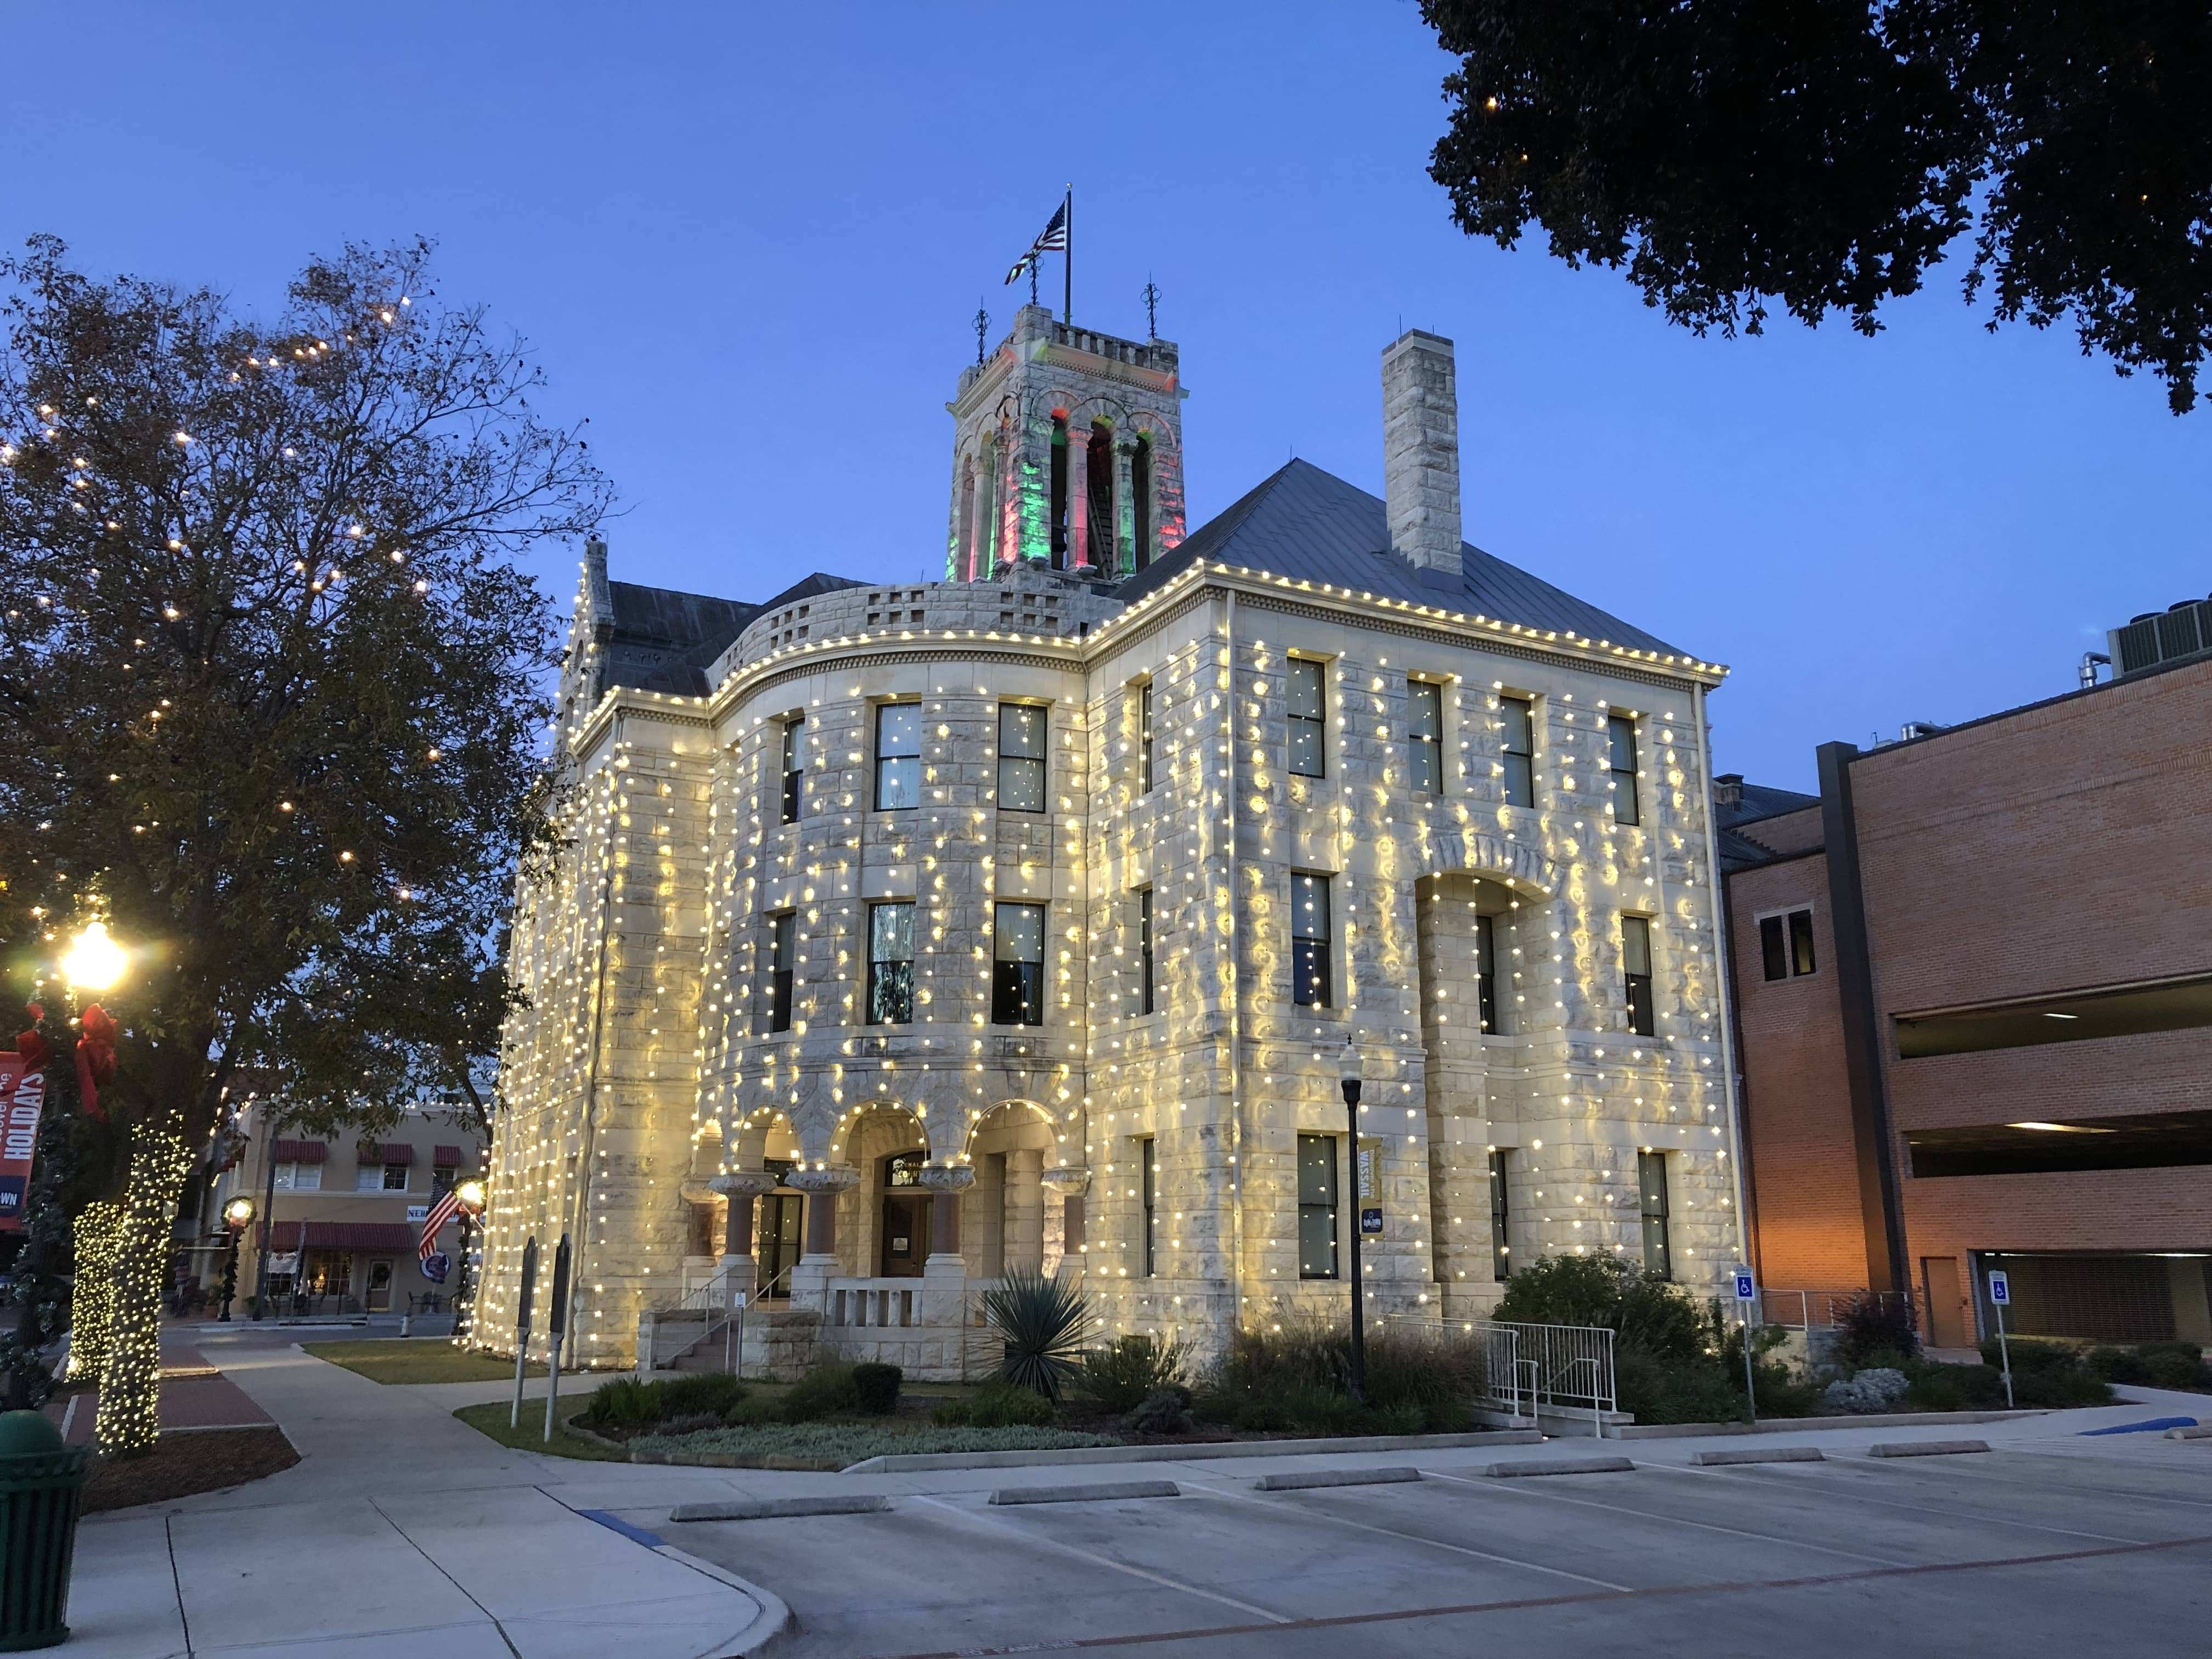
[1622,915,1656,1037]
[1499,695,1534,807]
[1288,658,1325,777]
[998,703,1047,812]
[1760,909,1818,981]
[1607,713,1639,826]
[1137,888,1155,1016]
[1488,1149,1511,1280]
[1408,679,1442,793]
[1638,1150,1672,1279]
[874,703,920,810]
[1291,873,1331,1007]
[992,902,1045,1026]
[1474,912,1499,1035]
[780,715,805,825]
[1297,1133,1339,1279]
[768,912,795,1032]
[1140,1138,1158,1275]
[1048,417,1070,568]
[1139,684,1154,794]
[867,902,914,1025]
[1132,435,1153,571]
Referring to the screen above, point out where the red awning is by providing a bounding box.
[433,1144,465,1168]
[273,1139,327,1164]
[268,1221,419,1251]
[358,1142,414,1165]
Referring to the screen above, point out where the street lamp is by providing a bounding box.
[452,1179,487,1339]
[219,1196,256,1322]
[1337,1037,1367,1405]
[61,920,127,992]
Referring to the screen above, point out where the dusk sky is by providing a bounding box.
[8,3,2205,791]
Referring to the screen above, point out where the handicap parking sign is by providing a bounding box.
[1731,1266,1756,1302]
[1988,1269,2010,1305]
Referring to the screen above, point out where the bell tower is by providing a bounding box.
[945,303,1186,583]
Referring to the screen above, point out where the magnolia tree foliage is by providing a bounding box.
[0,235,607,1448]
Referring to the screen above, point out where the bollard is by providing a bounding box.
[0,1411,88,1651]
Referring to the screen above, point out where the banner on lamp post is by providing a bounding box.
[0,1052,47,1232]
[1356,1137,1383,1237]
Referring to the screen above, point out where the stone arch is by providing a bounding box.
[723,1106,803,1170]
[961,1097,1058,1165]
[961,1099,1064,1278]
[827,1098,936,1169]
[1418,828,1558,896]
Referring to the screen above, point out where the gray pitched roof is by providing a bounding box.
[597,573,870,697]
[1112,459,1687,657]
[1715,780,1820,832]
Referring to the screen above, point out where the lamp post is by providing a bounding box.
[452,1178,486,1339]
[1337,1037,1367,1406]
[218,1197,255,1321]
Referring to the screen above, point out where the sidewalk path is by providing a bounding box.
[68,1336,787,1658]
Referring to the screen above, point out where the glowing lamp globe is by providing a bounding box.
[223,1196,256,1228]
[454,1179,487,1215]
[62,920,127,992]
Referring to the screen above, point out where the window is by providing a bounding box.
[1638,1150,1672,1279]
[1297,1133,1339,1279]
[1139,684,1154,794]
[1622,915,1656,1037]
[272,1161,320,1192]
[992,902,1045,1025]
[1499,695,1534,807]
[998,703,1047,812]
[1760,909,1817,981]
[1474,912,1499,1035]
[874,703,920,810]
[1132,435,1153,571]
[867,902,914,1025]
[1288,657,1325,777]
[1140,1138,1158,1275]
[768,912,795,1032]
[1408,679,1442,793]
[1137,888,1155,1016]
[779,715,805,825]
[431,1167,455,1195]
[1607,713,1639,826]
[1291,873,1331,1008]
[358,1163,408,1193]
[1488,1149,1511,1280]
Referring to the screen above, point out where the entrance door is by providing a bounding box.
[755,1194,802,1299]
[364,1259,395,1312]
[1922,1257,1965,1348]
[880,1194,929,1277]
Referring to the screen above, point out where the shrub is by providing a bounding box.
[659,1372,747,1419]
[1080,1335,1190,1414]
[851,1362,904,1415]
[949,1379,1056,1428]
[1230,1396,1291,1432]
[1822,1367,1909,1414]
[1902,1361,2007,1412]
[2137,1340,2210,1391]
[1980,1334,2078,1372]
[983,1269,1091,1400]
[658,1410,725,1437]
[724,1394,783,1426]
[1833,1291,1920,1367]
[1205,1317,1487,1433]
[1124,1385,1196,1436]
[585,1376,664,1430]
[782,1361,861,1423]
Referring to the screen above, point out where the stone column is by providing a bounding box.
[1042,1167,1088,1278]
[1006,1148,1045,1274]
[1114,440,1137,573]
[786,1166,858,1309]
[915,1166,977,1330]
[1067,427,1092,574]
[710,1170,778,1277]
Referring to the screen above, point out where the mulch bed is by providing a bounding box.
[82,1427,300,1514]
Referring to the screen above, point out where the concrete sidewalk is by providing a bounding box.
[69,1339,787,1657]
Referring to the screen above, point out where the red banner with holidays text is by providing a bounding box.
[0,1054,44,1231]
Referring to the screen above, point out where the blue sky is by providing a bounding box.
[7,3,2205,789]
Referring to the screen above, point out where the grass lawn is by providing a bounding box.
[452,1399,632,1460]
[305,1339,546,1385]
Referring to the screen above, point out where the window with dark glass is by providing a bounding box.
[1291,873,1331,1008]
[1297,1133,1339,1279]
[1475,912,1499,1034]
[992,902,1045,1026]
[1140,1137,1158,1274]
[998,703,1047,812]
[768,911,795,1032]
[1760,908,1818,981]
[1500,695,1534,807]
[1139,683,1154,794]
[1288,657,1325,777]
[1408,679,1442,793]
[1488,1148,1511,1280]
[867,902,914,1025]
[1622,914,1656,1036]
[1639,1150,1672,1279]
[874,703,920,810]
[1607,713,1639,826]
[780,714,805,825]
[1137,887,1155,1016]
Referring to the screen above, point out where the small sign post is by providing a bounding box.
[542,1233,571,1444]
[726,1288,748,1375]
[1988,1268,2014,1409]
[1732,1265,1759,1423]
[511,1234,539,1429]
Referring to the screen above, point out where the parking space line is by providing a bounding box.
[1418,1468,1910,1567]
[1894,1449,2212,1512]
[1170,1474,1636,1591]
[906,1494,1295,1624]
[1648,1458,2154,1545]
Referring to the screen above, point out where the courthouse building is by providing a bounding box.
[479,306,1742,1373]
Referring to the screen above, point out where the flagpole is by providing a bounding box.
[1063,184,1073,325]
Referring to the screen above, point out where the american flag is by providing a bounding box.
[419,1185,463,1260]
[1003,202,1068,286]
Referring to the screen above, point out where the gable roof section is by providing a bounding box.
[597,572,866,697]
[1716,779,1820,832]
[1113,459,1686,657]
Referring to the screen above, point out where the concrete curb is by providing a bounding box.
[840,1428,1543,1474]
[1692,1446,1825,1466]
[1483,1455,1635,1477]
[1614,1409,2043,1441]
[989,1480,1182,1505]
[653,1543,793,1655]
[2165,1425,2212,1441]
[670,1496,891,1522]
[1866,1439,1991,1458]
[1255,1466,1421,1492]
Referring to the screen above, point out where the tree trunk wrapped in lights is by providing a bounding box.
[92,1128,190,1456]
[59,1201,121,1385]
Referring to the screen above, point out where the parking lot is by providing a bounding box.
[650,1431,2212,1657]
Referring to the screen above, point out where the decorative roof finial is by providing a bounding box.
[1142,278,1161,341]
[973,299,989,365]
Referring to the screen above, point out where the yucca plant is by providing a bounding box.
[982,1267,1091,1400]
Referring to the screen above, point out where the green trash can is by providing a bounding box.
[0,1410,88,1651]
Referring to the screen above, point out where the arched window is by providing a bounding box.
[1132,433,1154,571]
[1086,421,1114,571]
[1048,416,1070,569]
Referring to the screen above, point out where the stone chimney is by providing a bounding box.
[1381,330,1463,577]
[1713,773,1745,809]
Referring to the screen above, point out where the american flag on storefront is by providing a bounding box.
[419,1185,462,1260]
